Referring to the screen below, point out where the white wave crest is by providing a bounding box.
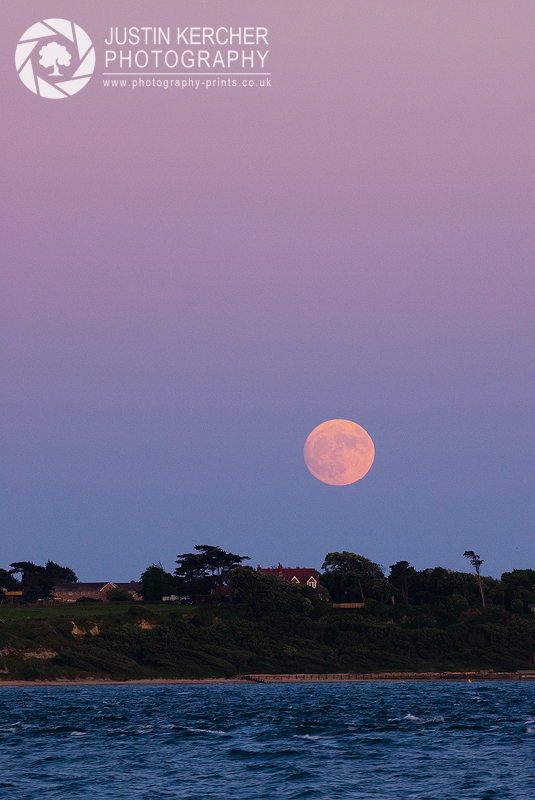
[186,727,229,736]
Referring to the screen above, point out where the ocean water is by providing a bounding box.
[0,682,534,799]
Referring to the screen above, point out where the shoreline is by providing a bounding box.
[1,670,535,686]
[0,678,244,687]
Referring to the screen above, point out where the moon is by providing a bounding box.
[304,419,375,485]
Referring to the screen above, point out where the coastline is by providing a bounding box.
[0,678,244,687]
[1,670,535,686]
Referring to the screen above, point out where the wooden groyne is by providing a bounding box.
[240,671,535,683]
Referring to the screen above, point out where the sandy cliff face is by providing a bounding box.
[22,650,57,659]
[70,622,100,637]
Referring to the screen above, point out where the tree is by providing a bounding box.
[229,566,315,616]
[39,42,72,76]
[510,598,524,614]
[0,568,20,592]
[8,560,77,602]
[175,545,249,598]
[45,560,77,583]
[321,552,385,603]
[388,561,416,606]
[463,551,486,608]
[107,586,133,602]
[500,569,535,610]
[500,569,535,593]
[0,568,20,602]
[140,564,176,604]
[9,562,54,602]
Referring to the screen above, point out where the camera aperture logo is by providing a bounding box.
[16,19,95,98]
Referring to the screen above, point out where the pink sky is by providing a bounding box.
[1,1,534,579]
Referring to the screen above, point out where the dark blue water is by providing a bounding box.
[1,682,534,799]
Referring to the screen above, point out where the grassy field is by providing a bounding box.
[0,603,136,621]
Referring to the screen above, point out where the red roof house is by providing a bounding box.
[257,563,320,590]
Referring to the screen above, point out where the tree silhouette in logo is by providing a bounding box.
[17,19,95,98]
[39,41,72,76]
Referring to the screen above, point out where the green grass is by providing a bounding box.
[0,603,135,621]
[0,602,246,622]
[0,602,191,621]
[1,601,534,681]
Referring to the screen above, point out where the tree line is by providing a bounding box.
[2,548,534,614]
[139,546,535,614]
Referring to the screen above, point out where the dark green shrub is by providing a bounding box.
[107,586,133,602]
[127,605,155,620]
[510,598,524,614]
[75,597,102,603]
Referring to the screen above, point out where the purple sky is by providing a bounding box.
[2,1,534,580]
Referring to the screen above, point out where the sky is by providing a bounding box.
[1,1,534,581]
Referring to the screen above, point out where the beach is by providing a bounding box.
[2,670,535,686]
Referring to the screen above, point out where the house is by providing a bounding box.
[257,563,321,590]
[52,582,113,602]
[52,581,143,603]
[114,582,143,601]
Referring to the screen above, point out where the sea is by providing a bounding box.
[0,681,534,799]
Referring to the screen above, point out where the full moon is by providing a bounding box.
[304,419,375,485]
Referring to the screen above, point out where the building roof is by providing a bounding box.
[257,564,320,584]
[53,582,112,593]
[53,582,141,594]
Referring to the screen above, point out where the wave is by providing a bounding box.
[184,727,229,736]
[2,683,535,798]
